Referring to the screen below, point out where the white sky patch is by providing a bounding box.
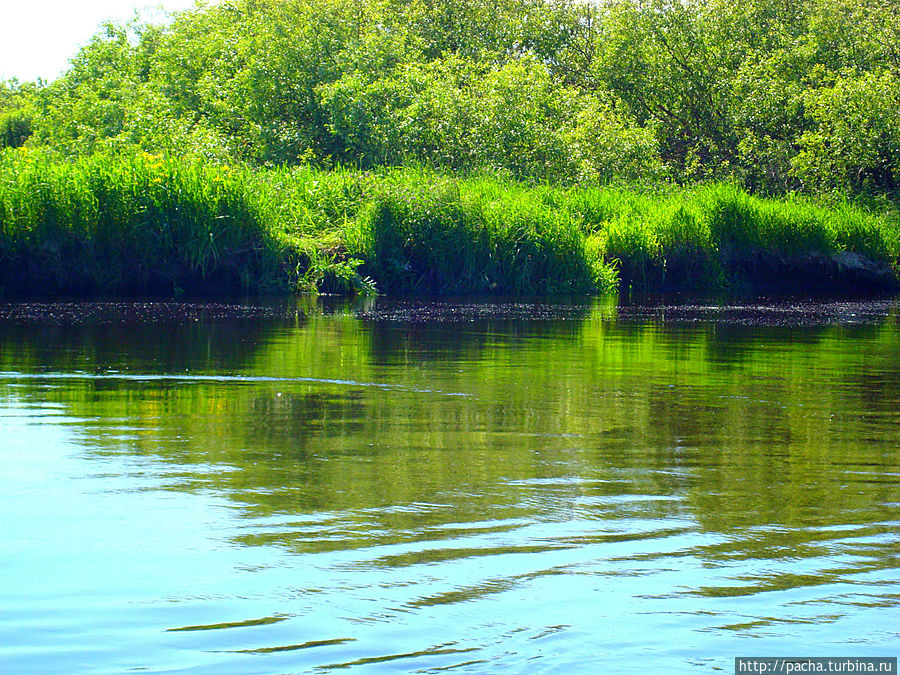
[0,0,198,83]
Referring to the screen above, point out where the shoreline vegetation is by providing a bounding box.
[1,0,899,297]
[1,151,896,296]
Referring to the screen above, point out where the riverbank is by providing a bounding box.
[1,150,897,296]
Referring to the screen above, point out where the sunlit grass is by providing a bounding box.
[0,150,372,294]
[0,149,896,296]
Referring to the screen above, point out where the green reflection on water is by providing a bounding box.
[1,297,898,670]
[3,299,896,524]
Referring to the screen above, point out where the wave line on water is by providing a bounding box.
[167,614,292,632]
[223,637,357,654]
[0,371,473,398]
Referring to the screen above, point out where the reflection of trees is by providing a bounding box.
[1,299,898,568]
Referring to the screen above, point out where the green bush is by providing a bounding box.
[0,110,32,149]
[793,72,900,194]
[320,55,661,182]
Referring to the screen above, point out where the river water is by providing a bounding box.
[1,296,898,673]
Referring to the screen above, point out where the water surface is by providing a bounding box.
[1,296,898,672]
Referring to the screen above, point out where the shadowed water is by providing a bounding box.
[1,296,898,673]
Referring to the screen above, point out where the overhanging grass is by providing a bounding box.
[346,169,612,293]
[0,150,372,294]
[1,149,897,296]
[569,181,899,291]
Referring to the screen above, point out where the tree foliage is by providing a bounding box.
[7,0,900,197]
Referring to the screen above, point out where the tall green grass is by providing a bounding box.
[1,149,897,296]
[0,150,372,294]
[346,169,613,294]
[569,182,899,291]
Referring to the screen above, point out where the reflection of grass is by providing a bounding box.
[1,149,896,295]
[3,299,898,535]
